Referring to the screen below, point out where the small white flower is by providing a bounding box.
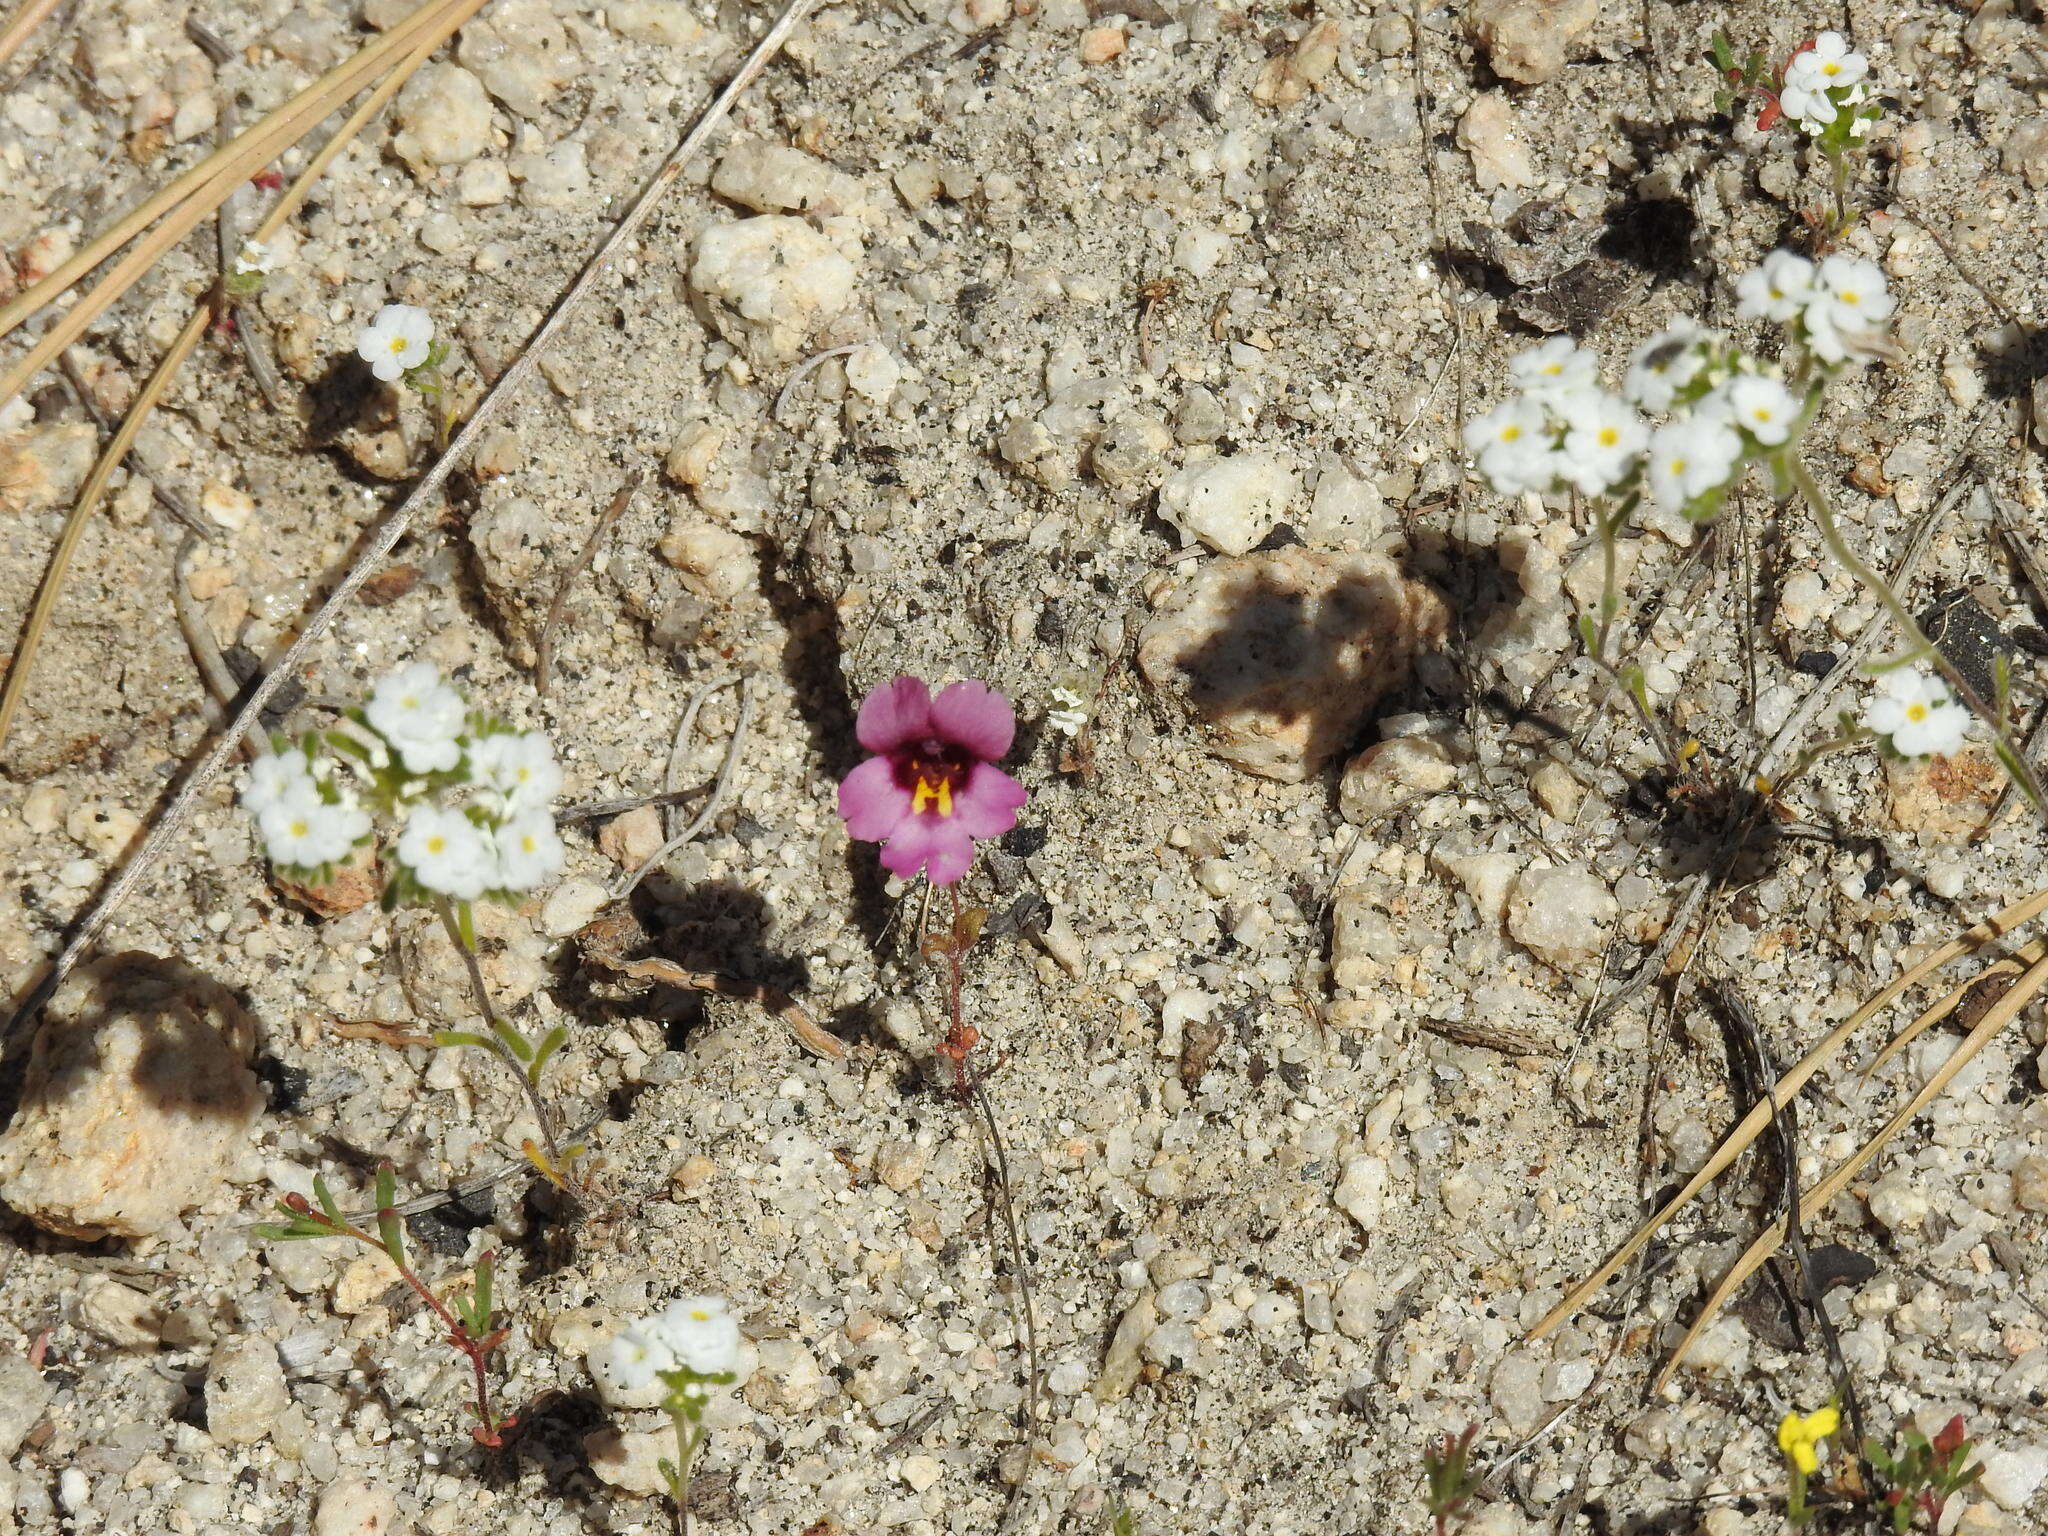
[1506,337,1599,404]
[1721,375,1801,446]
[1806,254,1893,355]
[259,782,370,869]
[1735,251,1817,325]
[597,1325,677,1394]
[491,810,564,891]
[1860,666,1969,757]
[1556,390,1648,495]
[365,662,467,774]
[1786,32,1867,93]
[1045,687,1089,737]
[1645,414,1742,512]
[1776,79,1837,131]
[355,303,435,383]
[468,730,562,811]
[233,240,278,277]
[647,1295,742,1378]
[396,804,493,899]
[243,747,315,816]
[1463,396,1557,495]
[1622,323,1710,411]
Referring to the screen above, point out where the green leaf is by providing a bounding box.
[1707,32,1735,74]
[374,1164,398,1211]
[314,1175,344,1227]
[492,1019,535,1063]
[529,1024,568,1083]
[456,900,477,954]
[377,1208,406,1269]
[474,1252,494,1324]
[434,1030,496,1052]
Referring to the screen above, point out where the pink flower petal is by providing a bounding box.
[837,756,912,842]
[856,676,934,755]
[931,679,1015,762]
[880,815,975,885]
[950,764,1027,838]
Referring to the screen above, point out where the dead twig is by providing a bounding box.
[536,472,641,695]
[579,912,846,1062]
[612,677,752,901]
[172,530,269,759]
[6,0,820,1049]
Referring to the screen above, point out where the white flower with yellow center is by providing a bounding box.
[396,804,492,898]
[1557,389,1648,495]
[258,781,369,869]
[468,730,563,812]
[491,810,565,891]
[1861,666,1969,757]
[1721,376,1800,446]
[355,303,435,383]
[1735,250,1818,325]
[1622,322,1711,411]
[1802,255,1894,364]
[596,1325,677,1394]
[1507,337,1599,405]
[1463,397,1557,495]
[1645,414,1742,512]
[365,661,466,774]
[647,1295,742,1378]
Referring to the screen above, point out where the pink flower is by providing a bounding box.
[838,677,1028,885]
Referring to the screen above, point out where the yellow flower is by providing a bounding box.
[1778,1406,1841,1476]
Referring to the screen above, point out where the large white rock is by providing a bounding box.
[1504,864,1616,967]
[1158,453,1300,555]
[1137,549,1449,781]
[392,63,494,169]
[458,0,579,118]
[688,216,858,364]
[0,954,262,1239]
[712,140,863,215]
[206,1335,290,1447]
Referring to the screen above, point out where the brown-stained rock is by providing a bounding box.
[1886,748,2003,837]
[273,841,381,918]
[0,953,262,1240]
[1137,549,1449,782]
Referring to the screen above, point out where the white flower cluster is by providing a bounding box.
[243,748,371,871]
[1860,665,1969,758]
[598,1296,742,1396]
[1465,251,1895,517]
[1465,330,1799,516]
[241,662,565,899]
[1777,32,1872,137]
[356,303,436,383]
[1735,249,1894,366]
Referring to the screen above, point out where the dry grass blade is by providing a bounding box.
[1530,880,2048,1339]
[0,19,456,755]
[0,0,62,77]
[1652,948,2048,1392]
[0,0,485,410]
[5,0,817,1046]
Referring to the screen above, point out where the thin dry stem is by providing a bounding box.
[0,0,62,78]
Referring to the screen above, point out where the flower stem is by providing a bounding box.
[666,1414,704,1536]
[1783,453,2048,814]
[431,896,570,1184]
